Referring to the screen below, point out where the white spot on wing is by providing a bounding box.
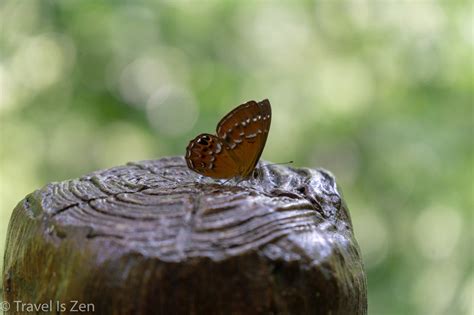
[215,142,222,154]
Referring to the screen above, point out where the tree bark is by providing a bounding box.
[2,156,367,314]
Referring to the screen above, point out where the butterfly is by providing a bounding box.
[185,99,271,179]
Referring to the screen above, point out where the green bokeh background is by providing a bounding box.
[0,1,472,314]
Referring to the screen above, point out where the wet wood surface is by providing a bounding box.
[3,156,367,314]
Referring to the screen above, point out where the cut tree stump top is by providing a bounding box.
[3,156,367,315]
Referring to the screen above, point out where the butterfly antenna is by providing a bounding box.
[261,161,294,168]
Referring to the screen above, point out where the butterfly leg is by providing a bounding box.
[234,176,246,186]
[219,178,231,185]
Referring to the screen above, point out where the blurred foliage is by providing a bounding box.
[0,1,472,314]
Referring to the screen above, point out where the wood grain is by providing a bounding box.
[2,156,367,314]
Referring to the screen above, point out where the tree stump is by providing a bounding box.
[2,156,367,314]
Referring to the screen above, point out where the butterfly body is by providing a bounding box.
[186,99,271,179]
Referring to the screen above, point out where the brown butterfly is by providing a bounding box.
[185,99,271,179]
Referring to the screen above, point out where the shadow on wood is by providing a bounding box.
[2,156,367,314]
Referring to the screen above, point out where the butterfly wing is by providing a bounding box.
[216,99,271,178]
[185,133,241,179]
